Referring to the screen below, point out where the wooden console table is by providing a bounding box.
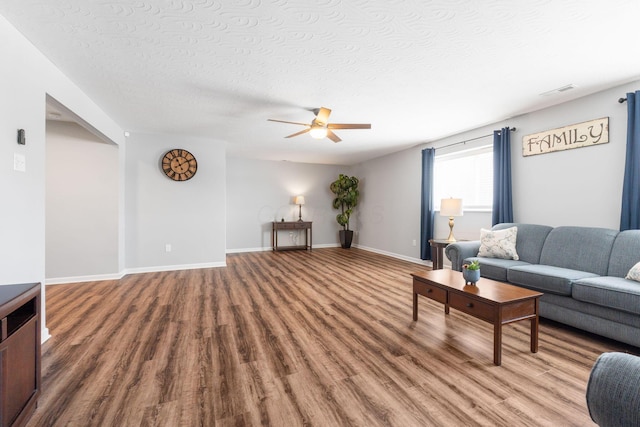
[0,283,41,427]
[272,221,312,251]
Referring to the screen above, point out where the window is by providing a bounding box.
[434,144,492,211]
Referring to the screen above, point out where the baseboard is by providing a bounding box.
[123,261,226,275]
[46,261,227,285]
[44,246,426,286]
[41,327,51,344]
[226,247,272,253]
[354,244,435,267]
[46,272,126,285]
[226,243,340,254]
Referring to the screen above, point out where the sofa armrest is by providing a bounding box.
[445,241,481,271]
[586,352,640,427]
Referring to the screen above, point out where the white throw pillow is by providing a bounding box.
[477,227,519,260]
[625,261,640,282]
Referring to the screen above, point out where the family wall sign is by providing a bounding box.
[522,117,609,157]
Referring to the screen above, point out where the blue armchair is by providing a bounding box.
[586,352,640,426]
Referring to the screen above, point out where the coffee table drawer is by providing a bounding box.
[449,293,494,322]
[414,281,447,304]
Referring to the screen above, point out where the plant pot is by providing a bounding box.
[339,230,354,249]
[463,268,481,285]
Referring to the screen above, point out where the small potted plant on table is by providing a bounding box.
[462,260,481,285]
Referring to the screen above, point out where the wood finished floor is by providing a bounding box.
[29,248,639,426]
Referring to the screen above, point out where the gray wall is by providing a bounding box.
[226,157,352,251]
[45,121,119,280]
[354,144,491,262]
[355,79,640,265]
[512,86,629,227]
[354,147,422,259]
[124,133,227,271]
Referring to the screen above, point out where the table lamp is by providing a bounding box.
[294,196,305,222]
[440,198,463,242]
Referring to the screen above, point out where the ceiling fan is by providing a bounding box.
[268,107,371,143]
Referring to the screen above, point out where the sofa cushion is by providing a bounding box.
[492,223,553,264]
[507,264,599,296]
[608,230,640,278]
[464,256,530,282]
[478,227,519,260]
[573,276,640,315]
[538,226,618,276]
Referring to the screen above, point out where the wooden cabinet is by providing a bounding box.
[0,283,41,427]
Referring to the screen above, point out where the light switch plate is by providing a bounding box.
[13,153,26,172]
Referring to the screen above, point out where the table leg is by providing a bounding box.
[531,301,539,353]
[494,322,502,366]
[530,317,539,353]
[431,246,443,270]
[413,292,418,321]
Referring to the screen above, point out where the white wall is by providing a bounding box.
[356,79,640,265]
[45,121,119,281]
[226,157,352,251]
[0,15,124,340]
[125,133,226,271]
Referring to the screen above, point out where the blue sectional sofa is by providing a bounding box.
[445,223,640,347]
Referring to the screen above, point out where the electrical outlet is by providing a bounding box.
[13,153,25,172]
[412,239,417,246]
[165,244,172,252]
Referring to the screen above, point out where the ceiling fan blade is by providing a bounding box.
[268,119,310,126]
[327,129,342,143]
[327,123,371,129]
[285,128,311,138]
[316,107,332,124]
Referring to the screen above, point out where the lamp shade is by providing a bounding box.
[440,198,463,217]
[294,196,305,205]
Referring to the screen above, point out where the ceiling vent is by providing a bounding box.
[539,84,577,96]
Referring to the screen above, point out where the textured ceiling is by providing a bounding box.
[2,0,640,165]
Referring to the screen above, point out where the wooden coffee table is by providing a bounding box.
[411,269,543,366]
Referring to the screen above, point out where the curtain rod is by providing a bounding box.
[437,127,516,150]
[619,97,627,103]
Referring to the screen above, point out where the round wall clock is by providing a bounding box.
[161,149,198,181]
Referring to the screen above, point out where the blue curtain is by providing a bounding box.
[420,148,436,260]
[620,91,640,231]
[492,127,513,225]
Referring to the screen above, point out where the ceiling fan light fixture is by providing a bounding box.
[269,107,369,142]
[309,125,328,139]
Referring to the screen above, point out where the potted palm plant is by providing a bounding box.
[329,174,360,248]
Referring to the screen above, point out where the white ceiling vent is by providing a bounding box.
[539,84,577,96]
